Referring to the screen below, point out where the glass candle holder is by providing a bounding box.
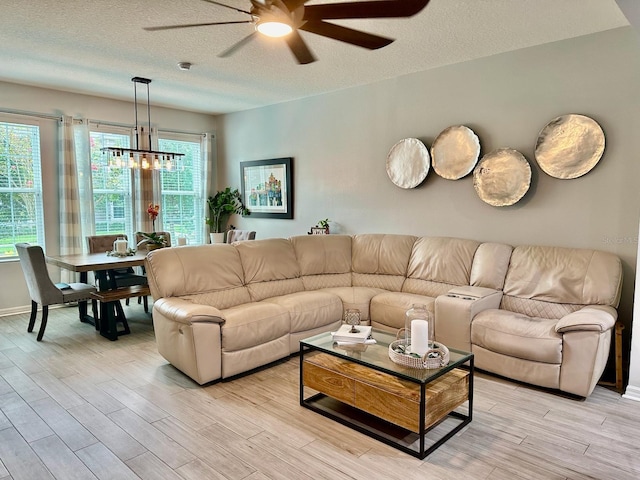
[343,309,361,333]
[405,303,434,354]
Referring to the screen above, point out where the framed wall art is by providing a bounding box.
[240,157,293,219]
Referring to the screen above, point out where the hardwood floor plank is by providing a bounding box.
[29,370,86,409]
[62,374,125,415]
[0,427,54,479]
[30,397,97,452]
[75,442,139,480]
[125,451,183,480]
[152,417,256,480]
[96,379,169,424]
[133,384,215,431]
[30,435,97,480]
[67,403,147,462]
[107,408,195,469]
[0,392,54,442]
[199,422,317,480]
[0,366,49,403]
[174,389,264,438]
[174,458,230,480]
[250,430,356,480]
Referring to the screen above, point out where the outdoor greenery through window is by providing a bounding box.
[159,136,204,245]
[0,120,44,257]
[88,130,134,237]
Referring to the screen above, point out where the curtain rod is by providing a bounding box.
[86,118,205,137]
[0,108,62,121]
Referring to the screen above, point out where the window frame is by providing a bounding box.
[0,114,45,259]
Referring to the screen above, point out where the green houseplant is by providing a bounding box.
[136,231,168,251]
[206,187,250,242]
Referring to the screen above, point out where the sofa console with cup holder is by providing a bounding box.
[144,234,622,397]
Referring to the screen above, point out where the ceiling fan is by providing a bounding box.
[144,0,431,64]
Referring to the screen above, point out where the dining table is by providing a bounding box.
[45,251,149,338]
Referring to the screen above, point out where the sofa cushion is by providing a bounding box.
[503,246,622,307]
[321,286,386,321]
[263,291,342,333]
[235,238,304,301]
[352,234,416,291]
[470,242,513,290]
[471,310,562,364]
[290,234,352,275]
[146,244,247,303]
[370,292,436,330]
[220,302,290,352]
[406,237,480,286]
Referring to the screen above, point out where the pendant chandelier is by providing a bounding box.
[101,77,184,170]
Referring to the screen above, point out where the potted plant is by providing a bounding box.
[206,187,250,243]
[136,231,168,251]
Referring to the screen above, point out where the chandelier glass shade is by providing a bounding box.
[101,77,184,170]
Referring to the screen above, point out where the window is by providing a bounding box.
[158,135,205,245]
[87,129,134,237]
[0,120,44,257]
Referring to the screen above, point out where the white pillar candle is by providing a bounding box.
[411,319,429,355]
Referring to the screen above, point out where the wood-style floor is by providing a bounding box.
[0,302,639,479]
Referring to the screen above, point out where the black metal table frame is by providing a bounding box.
[299,341,474,459]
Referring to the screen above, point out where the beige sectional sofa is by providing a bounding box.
[145,234,622,397]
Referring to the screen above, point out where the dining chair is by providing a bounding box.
[226,230,256,243]
[86,234,149,312]
[15,243,97,341]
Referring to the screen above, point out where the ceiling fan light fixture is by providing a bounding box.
[256,20,292,38]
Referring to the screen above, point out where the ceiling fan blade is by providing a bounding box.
[300,20,393,50]
[200,0,253,16]
[304,0,430,20]
[144,20,251,31]
[218,32,258,58]
[283,0,309,10]
[284,30,316,64]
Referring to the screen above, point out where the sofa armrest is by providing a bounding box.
[555,305,617,333]
[435,287,502,351]
[153,297,226,325]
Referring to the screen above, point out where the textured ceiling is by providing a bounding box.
[0,0,630,114]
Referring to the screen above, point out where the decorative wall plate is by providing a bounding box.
[473,148,531,207]
[431,125,480,180]
[386,138,430,189]
[534,114,605,179]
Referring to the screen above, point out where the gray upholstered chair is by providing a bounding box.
[15,243,97,341]
[86,234,149,312]
[226,230,256,243]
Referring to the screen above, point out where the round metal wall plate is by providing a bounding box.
[534,114,605,179]
[386,138,430,189]
[431,125,480,180]
[473,148,531,207]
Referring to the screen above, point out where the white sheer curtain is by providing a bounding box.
[59,117,99,279]
[74,119,96,249]
[200,132,212,243]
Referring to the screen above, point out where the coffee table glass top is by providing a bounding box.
[301,329,472,384]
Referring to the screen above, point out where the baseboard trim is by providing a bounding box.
[0,304,64,318]
[622,385,640,402]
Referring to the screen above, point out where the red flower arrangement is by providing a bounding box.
[147,203,160,232]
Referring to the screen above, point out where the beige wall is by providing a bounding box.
[218,27,640,380]
[0,82,217,314]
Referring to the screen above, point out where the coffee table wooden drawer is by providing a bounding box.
[303,353,469,433]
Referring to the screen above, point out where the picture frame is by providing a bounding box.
[240,157,293,219]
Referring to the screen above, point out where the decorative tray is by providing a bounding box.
[389,339,450,369]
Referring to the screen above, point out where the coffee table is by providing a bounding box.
[300,329,473,459]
